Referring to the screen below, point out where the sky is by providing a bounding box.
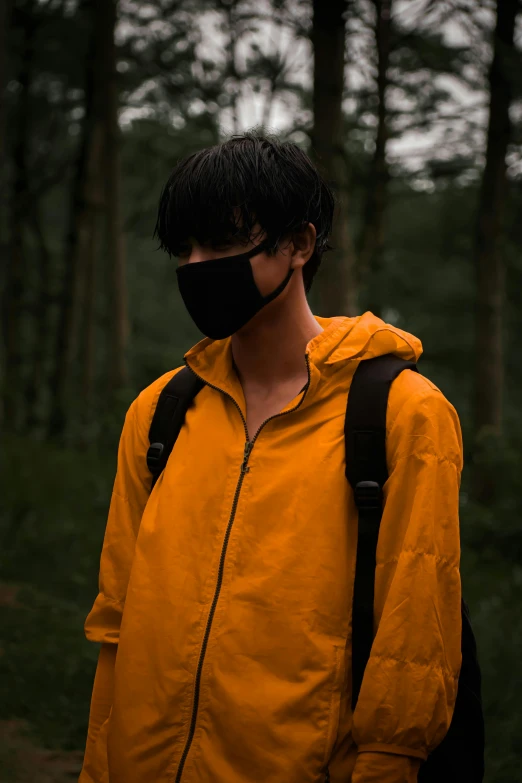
[119,0,522,180]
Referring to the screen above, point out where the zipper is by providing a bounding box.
[174,354,311,782]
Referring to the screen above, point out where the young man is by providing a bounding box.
[79,132,462,783]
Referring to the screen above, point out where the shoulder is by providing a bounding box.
[388,367,458,424]
[126,366,186,442]
[386,368,463,470]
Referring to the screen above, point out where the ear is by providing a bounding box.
[290,223,317,269]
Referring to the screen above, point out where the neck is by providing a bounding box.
[231,278,323,393]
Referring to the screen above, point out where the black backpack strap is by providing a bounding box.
[345,354,418,712]
[147,366,205,491]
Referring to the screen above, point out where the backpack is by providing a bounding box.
[146,354,485,782]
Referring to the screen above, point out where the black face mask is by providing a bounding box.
[175,239,294,340]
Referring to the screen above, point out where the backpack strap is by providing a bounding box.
[345,354,418,712]
[147,366,205,491]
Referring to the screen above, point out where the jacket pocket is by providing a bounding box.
[321,644,345,770]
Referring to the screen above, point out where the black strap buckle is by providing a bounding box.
[147,442,165,474]
[354,481,382,511]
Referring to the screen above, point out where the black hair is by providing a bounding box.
[153,129,335,293]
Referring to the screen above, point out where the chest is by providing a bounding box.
[244,382,307,442]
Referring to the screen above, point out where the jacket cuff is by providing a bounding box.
[356,743,427,761]
[352,750,424,783]
[84,591,124,643]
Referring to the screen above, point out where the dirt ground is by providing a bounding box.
[0,720,83,783]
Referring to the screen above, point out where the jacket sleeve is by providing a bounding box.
[83,393,155,644]
[80,392,154,774]
[80,393,154,777]
[351,373,463,782]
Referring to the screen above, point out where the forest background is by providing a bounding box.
[1,0,522,780]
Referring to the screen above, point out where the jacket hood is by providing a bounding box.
[305,311,422,366]
[183,312,422,400]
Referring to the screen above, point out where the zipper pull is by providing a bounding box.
[241,440,253,473]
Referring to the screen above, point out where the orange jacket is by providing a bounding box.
[79,313,463,783]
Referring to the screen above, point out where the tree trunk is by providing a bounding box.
[0,0,12,216]
[25,204,52,431]
[81,125,104,413]
[472,0,519,504]
[260,17,283,130]
[310,0,357,317]
[0,0,13,433]
[66,108,104,446]
[99,0,129,392]
[224,0,241,134]
[358,0,392,318]
[2,8,33,431]
[47,0,110,438]
[48,60,92,437]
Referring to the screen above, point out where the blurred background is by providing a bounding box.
[1,0,521,780]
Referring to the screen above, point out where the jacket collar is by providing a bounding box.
[183,311,423,410]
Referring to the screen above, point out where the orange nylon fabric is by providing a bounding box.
[79,312,463,783]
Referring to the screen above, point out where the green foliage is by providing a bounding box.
[461,550,522,782]
[0,435,119,752]
[0,583,97,752]
[0,435,115,604]
[461,427,522,562]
